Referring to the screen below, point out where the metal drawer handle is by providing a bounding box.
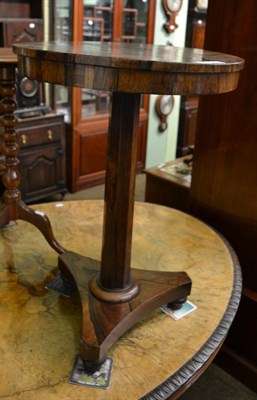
[47,130,53,140]
[21,134,28,145]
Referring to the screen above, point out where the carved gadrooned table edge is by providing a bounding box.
[141,237,242,400]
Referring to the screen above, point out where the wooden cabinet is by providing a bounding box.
[144,156,192,212]
[17,114,67,203]
[50,0,155,192]
[0,18,43,47]
[0,1,43,47]
[177,96,199,156]
[0,1,67,203]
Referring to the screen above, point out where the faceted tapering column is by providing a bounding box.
[99,92,141,293]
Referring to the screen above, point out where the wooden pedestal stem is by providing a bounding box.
[58,92,192,368]
[100,92,140,293]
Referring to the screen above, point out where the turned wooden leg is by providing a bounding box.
[0,63,64,254]
[0,62,21,224]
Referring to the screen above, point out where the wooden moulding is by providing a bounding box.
[17,57,242,95]
[13,42,244,96]
[141,239,242,400]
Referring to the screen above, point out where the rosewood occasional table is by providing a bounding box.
[9,42,244,371]
[0,200,242,399]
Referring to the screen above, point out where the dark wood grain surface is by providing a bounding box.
[13,41,243,72]
[13,41,244,95]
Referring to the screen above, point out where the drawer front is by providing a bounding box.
[18,121,62,149]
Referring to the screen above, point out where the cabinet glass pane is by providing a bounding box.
[53,0,72,121]
[83,1,113,41]
[54,0,72,41]
[80,1,149,119]
[81,1,113,118]
[122,0,149,43]
[52,1,150,121]
[81,89,110,118]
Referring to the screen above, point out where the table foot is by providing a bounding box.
[168,297,188,310]
[69,354,113,388]
[18,201,65,254]
[58,251,192,368]
[45,274,75,297]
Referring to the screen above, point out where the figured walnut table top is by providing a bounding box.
[0,200,241,400]
[13,42,244,95]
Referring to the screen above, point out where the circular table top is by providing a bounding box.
[13,42,244,95]
[0,200,241,400]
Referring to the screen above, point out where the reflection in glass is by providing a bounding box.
[81,89,110,118]
[83,1,113,41]
[55,85,70,122]
[52,1,150,121]
[53,0,72,120]
[54,0,72,42]
[82,1,114,119]
[123,0,148,43]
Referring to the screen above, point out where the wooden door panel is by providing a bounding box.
[69,116,148,192]
[19,145,64,202]
[80,130,108,175]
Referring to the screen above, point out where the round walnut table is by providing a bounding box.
[0,200,241,400]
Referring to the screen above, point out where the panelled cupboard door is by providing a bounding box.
[51,0,155,192]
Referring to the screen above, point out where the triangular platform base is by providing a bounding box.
[57,251,192,371]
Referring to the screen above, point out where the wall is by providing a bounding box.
[145,0,189,168]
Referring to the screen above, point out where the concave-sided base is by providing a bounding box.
[58,251,192,370]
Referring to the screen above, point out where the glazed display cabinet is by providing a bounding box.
[49,0,155,192]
